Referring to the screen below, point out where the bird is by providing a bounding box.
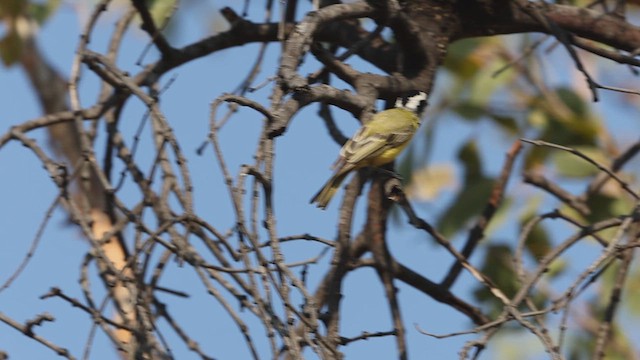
[310,90,428,209]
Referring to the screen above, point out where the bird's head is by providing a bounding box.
[394,90,428,118]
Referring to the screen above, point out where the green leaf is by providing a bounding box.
[623,266,640,316]
[452,102,485,120]
[0,30,23,66]
[436,141,492,237]
[489,114,519,135]
[528,108,547,128]
[523,87,603,170]
[0,0,27,18]
[556,87,587,117]
[452,103,519,136]
[436,176,493,238]
[458,140,483,179]
[405,163,456,201]
[546,259,567,279]
[584,192,633,223]
[29,0,61,25]
[443,38,483,79]
[472,244,519,316]
[518,196,554,263]
[552,146,607,178]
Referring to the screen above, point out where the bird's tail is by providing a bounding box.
[310,170,350,209]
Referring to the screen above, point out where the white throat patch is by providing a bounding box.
[395,91,428,112]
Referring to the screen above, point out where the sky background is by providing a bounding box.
[2,1,640,359]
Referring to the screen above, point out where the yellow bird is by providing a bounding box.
[311,91,428,209]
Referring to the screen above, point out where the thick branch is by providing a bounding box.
[455,1,640,54]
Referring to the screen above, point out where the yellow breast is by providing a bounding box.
[367,142,410,167]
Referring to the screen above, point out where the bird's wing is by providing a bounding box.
[339,124,414,165]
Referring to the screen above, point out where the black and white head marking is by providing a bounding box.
[395,91,428,116]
